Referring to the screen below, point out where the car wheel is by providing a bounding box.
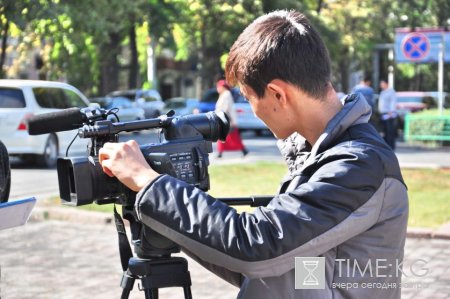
[0,141,10,203]
[37,134,58,168]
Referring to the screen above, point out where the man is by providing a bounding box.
[378,79,398,150]
[99,10,408,299]
[352,75,375,109]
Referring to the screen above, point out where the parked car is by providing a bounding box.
[107,89,164,119]
[91,96,145,122]
[162,97,199,116]
[0,79,91,167]
[232,89,268,135]
[395,91,431,130]
[426,91,450,109]
[197,88,218,113]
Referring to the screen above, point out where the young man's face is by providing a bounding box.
[239,84,292,139]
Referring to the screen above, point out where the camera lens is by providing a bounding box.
[165,112,230,142]
[209,111,230,141]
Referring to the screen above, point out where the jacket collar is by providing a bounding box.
[277,93,372,172]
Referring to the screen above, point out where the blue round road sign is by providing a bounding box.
[401,33,430,61]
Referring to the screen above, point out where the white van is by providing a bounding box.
[0,80,90,167]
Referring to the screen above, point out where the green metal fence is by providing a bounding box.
[404,114,450,141]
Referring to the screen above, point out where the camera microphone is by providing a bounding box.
[27,107,86,135]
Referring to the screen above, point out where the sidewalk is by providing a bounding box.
[393,141,450,169]
[0,219,449,299]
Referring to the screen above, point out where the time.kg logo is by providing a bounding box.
[295,257,325,289]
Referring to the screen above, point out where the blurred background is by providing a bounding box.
[1,0,449,98]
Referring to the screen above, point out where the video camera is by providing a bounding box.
[27,105,270,298]
[28,107,230,206]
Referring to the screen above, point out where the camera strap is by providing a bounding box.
[113,205,133,271]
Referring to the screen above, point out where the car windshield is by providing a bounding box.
[231,88,247,103]
[108,91,135,100]
[102,97,133,109]
[397,96,424,103]
[201,89,218,103]
[141,96,159,103]
[0,88,26,108]
[165,100,186,109]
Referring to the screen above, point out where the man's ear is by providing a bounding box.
[267,80,290,107]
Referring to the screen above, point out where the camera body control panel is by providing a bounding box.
[143,141,211,191]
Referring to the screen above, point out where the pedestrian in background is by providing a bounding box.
[215,79,248,158]
[352,75,375,109]
[378,79,397,150]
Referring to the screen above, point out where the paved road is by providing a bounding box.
[0,220,448,299]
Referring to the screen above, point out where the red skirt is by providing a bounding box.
[217,128,245,152]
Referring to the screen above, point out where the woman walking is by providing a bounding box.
[215,80,248,158]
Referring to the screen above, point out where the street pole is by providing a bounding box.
[388,48,395,89]
[438,40,444,115]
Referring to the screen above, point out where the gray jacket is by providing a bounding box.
[135,94,409,299]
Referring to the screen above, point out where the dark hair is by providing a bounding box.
[225,10,331,99]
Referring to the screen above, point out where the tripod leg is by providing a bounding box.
[183,286,193,299]
[142,287,158,299]
[120,272,135,299]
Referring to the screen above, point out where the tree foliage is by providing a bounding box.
[1,0,448,96]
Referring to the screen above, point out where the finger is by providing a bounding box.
[125,139,139,148]
[98,148,110,164]
[100,159,115,177]
[102,142,123,149]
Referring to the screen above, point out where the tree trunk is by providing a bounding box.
[199,23,208,90]
[316,0,324,14]
[99,32,121,95]
[0,19,9,79]
[339,47,350,93]
[128,24,139,89]
[199,3,224,89]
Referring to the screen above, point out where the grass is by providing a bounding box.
[60,162,449,228]
[402,168,450,228]
[208,162,286,197]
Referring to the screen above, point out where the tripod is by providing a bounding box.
[116,196,272,299]
[116,205,193,299]
[120,256,192,299]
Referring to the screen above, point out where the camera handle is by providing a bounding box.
[218,196,273,207]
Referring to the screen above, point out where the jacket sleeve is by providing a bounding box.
[182,247,243,287]
[135,147,386,279]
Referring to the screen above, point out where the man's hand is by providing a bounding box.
[98,140,160,192]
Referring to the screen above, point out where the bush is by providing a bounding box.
[405,110,450,143]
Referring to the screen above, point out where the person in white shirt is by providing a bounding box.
[214,79,249,158]
[378,79,397,150]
